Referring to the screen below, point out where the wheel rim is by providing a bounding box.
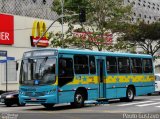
[76,94,83,103]
[128,89,133,99]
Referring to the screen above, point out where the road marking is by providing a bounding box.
[155,106,160,108]
[117,101,154,106]
[137,102,160,107]
[151,99,160,101]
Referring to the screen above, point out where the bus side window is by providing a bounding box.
[118,57,130,73]
[143,58,153,73]
[89,56,96,74]
[131,58,142,74]
[106,56,117,74]
[74,55,89,74]
[58,58,74,87]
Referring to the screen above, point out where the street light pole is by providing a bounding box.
[35,0,64,48]
[60,0,64,48]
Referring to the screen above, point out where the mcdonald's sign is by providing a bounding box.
[30,20,49,47]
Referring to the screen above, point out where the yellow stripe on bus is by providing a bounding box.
[53,75,155,85]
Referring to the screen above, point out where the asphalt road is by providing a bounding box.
[0,95,160,119]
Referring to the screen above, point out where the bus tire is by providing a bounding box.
[17,102,26,106]
[42,104,54,109]
[126,87,135,102]
[73,91,85,108]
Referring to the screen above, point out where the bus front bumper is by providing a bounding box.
[19,95,57,104]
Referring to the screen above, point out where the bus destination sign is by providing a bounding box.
[24,50,58,58]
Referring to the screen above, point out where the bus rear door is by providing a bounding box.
[97,58,106,99]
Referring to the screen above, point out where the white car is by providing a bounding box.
[155,74,160,94]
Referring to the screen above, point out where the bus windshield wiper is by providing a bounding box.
[38,57,48,78]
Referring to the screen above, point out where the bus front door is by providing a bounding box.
[97,59,106,99]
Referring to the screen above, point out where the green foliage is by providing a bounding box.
[121,22,160,56]
[50,0,132,51]
[107,39,136,53]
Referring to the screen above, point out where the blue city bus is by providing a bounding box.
[19,48,155,108]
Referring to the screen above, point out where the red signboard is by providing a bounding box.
[30,36,49,47]
[73,32,112,45]
[0,14,14,45]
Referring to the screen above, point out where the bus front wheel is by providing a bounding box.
[73,91,85,108]
[126,87,135,102]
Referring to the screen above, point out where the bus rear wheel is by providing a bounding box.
[73,91,85,108]
[42,104,54,109]
[126,87,135,102]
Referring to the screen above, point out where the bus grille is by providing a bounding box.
[25,92,45,97]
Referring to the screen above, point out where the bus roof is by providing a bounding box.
[24,48,152,58]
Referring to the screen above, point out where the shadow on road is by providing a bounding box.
[25,104,98,111]
[108,98,147,104]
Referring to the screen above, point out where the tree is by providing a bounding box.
[50,0,132,51]
[120,22,160,56]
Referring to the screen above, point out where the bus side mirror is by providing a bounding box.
[16,62,19,71]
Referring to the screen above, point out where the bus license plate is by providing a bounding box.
[31,98,37,101]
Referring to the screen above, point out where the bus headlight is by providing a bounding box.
[19,91,24,95]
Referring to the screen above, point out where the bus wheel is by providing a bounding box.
[147,93,152,96]
[17,102,26,106]
[42,104,54,109]
[73,91,85,108]
[126,87,135,102]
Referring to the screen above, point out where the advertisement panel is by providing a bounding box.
[73,31,112,45]
[0,14,14,45]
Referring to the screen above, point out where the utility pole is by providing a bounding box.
[0,51,8,92]
[4,51,7,92]
[60,0,64,48]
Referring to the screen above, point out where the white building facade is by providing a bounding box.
[124,0,160,24]
[0,13,67,92]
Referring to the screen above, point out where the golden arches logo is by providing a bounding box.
[32,21,49,38]
[30,20,49,47]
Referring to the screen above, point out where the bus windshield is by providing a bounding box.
[20,57,56,86]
